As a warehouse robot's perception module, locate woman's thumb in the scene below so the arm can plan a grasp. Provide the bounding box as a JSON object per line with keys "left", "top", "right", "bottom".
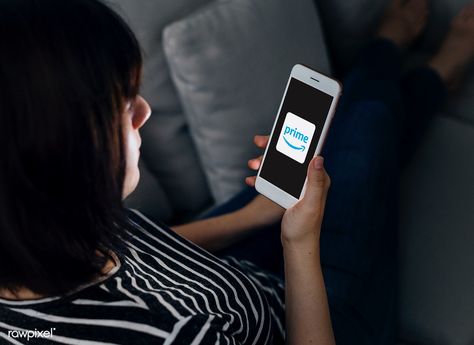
{"left": 302, "top": 156, "right": 330, "bottom": 205}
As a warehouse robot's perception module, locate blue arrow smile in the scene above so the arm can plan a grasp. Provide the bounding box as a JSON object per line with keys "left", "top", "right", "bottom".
{"left": 283, "top": 136, "right": 306, "bottom": 152}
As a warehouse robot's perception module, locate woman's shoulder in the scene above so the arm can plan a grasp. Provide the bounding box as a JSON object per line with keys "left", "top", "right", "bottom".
{"left": 125, "top": 209, "right": 190, "bottom": 247}
{"left": 123, "top": 208, "right": 221, "bottom": 265}
{"left": 125, "top": 208, "right": 174, "bottom": 237}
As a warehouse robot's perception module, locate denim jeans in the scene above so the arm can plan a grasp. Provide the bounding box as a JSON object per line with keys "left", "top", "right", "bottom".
{"left": 200, "top": 39, "right": 446, "bottom": 344}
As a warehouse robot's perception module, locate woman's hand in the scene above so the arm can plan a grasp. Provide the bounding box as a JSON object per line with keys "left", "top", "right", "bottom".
{"left": 281, "top": 156, "right": 330, "bottom": 245}
{"left": 244, "top": 135, "right": 330, "bottom": 241}
{"left": 246, "top": 135, "right": 333, "bottom": 344}
{"left": 244, "top": 135, "right": 270, "bottom": 188}
{"left": 280, "top": 157, "right": 333, "bottom": 345}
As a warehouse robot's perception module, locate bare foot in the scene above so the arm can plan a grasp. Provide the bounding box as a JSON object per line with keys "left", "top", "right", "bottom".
{"left": 429, "top": 3, "right": 474, "bottom": 89}
{"left": 377, "top": 0, "right": 429, "bottom": 47}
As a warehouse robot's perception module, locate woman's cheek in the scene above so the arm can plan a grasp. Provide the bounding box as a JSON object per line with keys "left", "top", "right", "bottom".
{"left": 123, "top": 129, "right": 141, "bottom": 198}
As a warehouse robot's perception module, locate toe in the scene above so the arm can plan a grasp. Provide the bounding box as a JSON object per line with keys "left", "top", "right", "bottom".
{"left": 409, "top": 0, "right": 428, "bottom": 17}
{"left": 388, "top": 0, "right": 404, "bottom": 12}
{"left": 460, "top": 4, "right": 474, "bottom": 22}
{"left": 414, "top": 0, "right": 428, "bottom": 10}
{"left": 464, "top": 3, "right": 474, "bottom": 13}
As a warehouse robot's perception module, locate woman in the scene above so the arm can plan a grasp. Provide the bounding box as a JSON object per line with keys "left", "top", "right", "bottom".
{"left": 1, "top": 0, "right": 473, "bottom": 344}
{"left": 0, "top": 0, "right": 329, "bottom": 344}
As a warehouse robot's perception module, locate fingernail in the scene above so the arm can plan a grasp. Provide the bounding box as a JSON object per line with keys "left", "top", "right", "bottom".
{"left": 313, "top": 157, "right": 324, "bottom": 170}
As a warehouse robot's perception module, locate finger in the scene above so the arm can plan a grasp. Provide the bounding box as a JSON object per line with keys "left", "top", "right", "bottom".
{"left": 247, "top": 155, "right": 263, "bottom": 170}
{"left": 254, "top": 135, "right": 269, "bottom": 149}
{"left": 302, "top": 156, "right": 330, "bottom": 207}
{"left": 245, "top": 176, "right": 257, "bottom": 187}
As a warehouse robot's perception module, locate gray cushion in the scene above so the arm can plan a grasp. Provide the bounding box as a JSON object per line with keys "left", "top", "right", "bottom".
{"left": 163, "top": 0, "right": 330, "bottom": 203}
{"left": 398, "top": 116, "right": 474, "bottom": 345}
{"left": 110, "top": 0, "right": 214, "bottom": 220}
{"left": 140, "top": 112, "right": 213, "bottom": 222}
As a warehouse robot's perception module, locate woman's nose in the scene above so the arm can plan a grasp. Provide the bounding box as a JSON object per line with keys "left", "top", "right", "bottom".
{"left": 132, "top": 96, "right": 151, "bottom": 129}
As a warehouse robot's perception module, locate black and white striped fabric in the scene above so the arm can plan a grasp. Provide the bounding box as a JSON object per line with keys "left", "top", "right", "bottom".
{"left": 0, "top": 210, "right": 285, "bottom": 344}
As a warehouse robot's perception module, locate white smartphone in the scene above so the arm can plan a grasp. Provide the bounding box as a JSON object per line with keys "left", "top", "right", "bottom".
{"left": 255, "top": 64, "right": 342, "bottom": 209}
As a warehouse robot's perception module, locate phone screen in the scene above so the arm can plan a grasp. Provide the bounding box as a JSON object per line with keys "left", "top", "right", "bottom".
{"left": 260, "top": 78, "right": 334, "bottom": 198}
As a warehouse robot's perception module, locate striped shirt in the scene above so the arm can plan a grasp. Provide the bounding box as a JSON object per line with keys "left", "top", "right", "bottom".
{"left": 0, "top": 209, "right": 285, "bottom": 344}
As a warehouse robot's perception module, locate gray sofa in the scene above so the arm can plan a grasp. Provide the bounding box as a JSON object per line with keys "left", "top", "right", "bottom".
{"left": 112, "top": 0, "right": 474, "bottom": 344}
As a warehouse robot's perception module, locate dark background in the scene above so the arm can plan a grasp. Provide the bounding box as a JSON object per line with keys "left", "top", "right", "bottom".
{"left": 260, "top": 78, "right": 334, "bottom": 198}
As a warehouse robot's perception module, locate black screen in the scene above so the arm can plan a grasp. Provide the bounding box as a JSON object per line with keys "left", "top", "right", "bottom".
{"left": 260, "top": 78, "right": 334, "bottom": 198}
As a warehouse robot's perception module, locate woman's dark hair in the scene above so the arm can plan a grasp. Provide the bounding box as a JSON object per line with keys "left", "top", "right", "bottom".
{"left": 0, "top": 0, "right": 142, "bottom": 296}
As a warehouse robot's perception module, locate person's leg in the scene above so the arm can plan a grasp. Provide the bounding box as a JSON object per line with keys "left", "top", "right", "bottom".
{"left": 328, "top": 10, "right": 474, "bottom": 339}
{"left": 318, "top": 0, "right": 440, "bottom": 341}
{"left": 320, "top": 7, "right": 474, "bottom": 345}
{"left": 399, "top": 66, "right": 446, "bottom": 166}
{"left": 400, "top": 0, "right": 474, "bottom": 165}
{"left": 319, "top": 37, "right": 402, "bottom": 345}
